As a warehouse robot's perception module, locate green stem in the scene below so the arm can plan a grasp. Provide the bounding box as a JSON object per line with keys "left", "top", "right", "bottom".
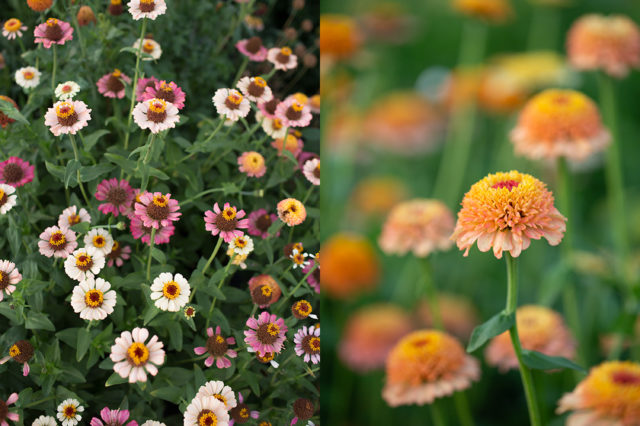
{"left": 301, "top": 185, "right": 314, "bottom": 204}
{"left": 506, "top": 254, "right": 542, "bottom": 426}
{"left": 146, "top": 227, "right": 156, "bottom": 281}
{"left": 123, "top": 17, "right": 148, "bottom": 154}
{"left": 275, "top": 264, "right": 317, "bottom": 313}
{"left": 232, "top": 57, "right": 249, "bottom": 86}
{"left": 180, "top": 188, "right": 224, "bottom": 207}
{"left": 421, "top": 258, "right": 443, "bottom": 330}
{"left": 51, "top": 45, "right": 57, "bottom": 101}
{"left": 202, "top": 237, "right": 224, "bottom": 276}
{"left": 263, "top": 67, "right": 278, "bottom": 81}
{"left": 205, "top": 260, "right": 233, "bottom": 328}
{"left": 202, "top": 119, "right": 226, "bottom": 147}
{"left": 68, "top": 134, "right": 91, "bottom": 206}
{"left": 139, "top": 133, "right": 157, "bottom": 193}
{"left": 454, "top": 392, "right": 475, "bottom": 426}
{"left": 430, "top": 400, "right": 446, "bottom": 426}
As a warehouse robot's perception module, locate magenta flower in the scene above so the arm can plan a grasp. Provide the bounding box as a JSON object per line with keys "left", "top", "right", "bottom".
{"left": 38, "top": 225, "right": 78, "bottom": 258}
{"left": 106, "top": 241, "right": 131, "bottom": 267}
{"left": 247, "top": 209, "right": 279, "bottom": 239}
{"left": 96, "top": 69, "right": 131, "bottom": 99}
{"left": 302, "top": 259, "right": 320, "bottom": 294}
{"left": 294, "top": 325, "right": 320, "bottom": 364}
{"left": 90, "top": 407, "right": 137, "bottom": 426}
{"left": 276, "top": 97, "right": 312, "bottom": 128}
{"left": 136, "top": 76, "right": 159, "bottom": 101}
{"left": 0, "top": 157, "right": 34, "bottom": 187}
{"left": 235, "top": 36, "right": 268, "bottom": 61}
{"left": 95, "top": 178, "right": 135, "bottom": 217}
{"left": 0, "top": 393, "right": 19, "bottom": 425}
{"left": 204, "top": 202, "right": 249, "bottom": 243}
{"left": 134, "top": 192, "right": 181, "bottom": 229}
{"left": 34, "top": 18, "right": 73, "bottom": 48}
{"left": 130, "top": 215, "right": 175, "bottom": 245}
{"left": 142, "top": 80, "right": 186, "bottom": 110}
{"left": 244, "top": 311, "right": 288, "bottom": 356}
{"left": 194, "top": 326, "right": 238, "bottom": 369}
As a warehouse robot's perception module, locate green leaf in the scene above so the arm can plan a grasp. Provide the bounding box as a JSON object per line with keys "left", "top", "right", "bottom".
{"left": 71, "top": 222, "right": 91, "bottom": 234}
{"left": 207, "top": 273, "right": 227, "bottom": 301}
{"left": 147, "top": 166, "right": 169, "bottom": 180}
{"left": 105, "top": 153, "right": 137, "bottom": 174}
{"left": 143, "top": 306, "right": 159, "bottom": 325}
{"left": 105, "top": 372, "right": 128, "bottom": 387}
{"left": 26, "top": 312, "right": 55, "bottom": 331}
{"left": 151, "top": 386, "right": 183, "bottom": 403}
{"left": 151, "top": 247, "right": 166, "bottom": 263}
{"left": 0, "top": 98, "right": 29, "bottom": 125}
{"left": 81, "top": 129, "right": 110, "bottom": 151}
{"left": 7, "top": 226, "right": 20, "bottom": 257}
{"left": 167, "top": 321, "right": 183, "bottom": 351}
{"left": 45, "top": 161, "right": 66, "bottom": 181}
{"left": 76, "top": 328, "right": 92, "bottom": 361}
{"left": 79, "top": 163, "right": 115, "bottom": 182}
{"left": 467, "top": 310, "right": 515, "bottom": 353}
{"left": 521, "top": 350, "right": 586, "bottom": 372}
{"left": 64, "top": 160, "right": 81, "bottom": 188}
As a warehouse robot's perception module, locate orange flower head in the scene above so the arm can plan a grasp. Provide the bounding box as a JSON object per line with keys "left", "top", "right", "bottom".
{"left": 452, "top": 0, "right": 512, "bottom": 23}
{"left": 379, "top": 199, "right": 454, "bottom": 257}
{"left": 77, "top": 5, "right": 96, "bottom": 26}
{"left": 27, "top": 0, "right": 53, "bottom": 11}
{"left": 383, "top": 330, "right": 480, "bottom": 406}
{"left": 416, "top": 293, "right": 479, "bottom": 340}
{"left": 321, "top": 233, "right": 380, "bottom": 299}
{"left": 557, "top": 361, "right": 640, "bottom": 424}
{"left": 349, "top": 176, "right": 409, "bottom": 219}
{"left": 277, "top": 198, "right": 306, "bottom": 226}
{"left": 319, "top": 14, "right": 362, "bottom": 61}
{"left": 442, "top": 66, "right": 483, "bottom": 112}
{"left": 452, "top": 171, "right": 566, "bottom": 259}
{"left": 510, "top": 89, "right": 610, "bottom": 162}
{"left": 486, "top": 305, "right": 576, "bottom": 372}
{"left": 567, "top": 14, "right": 640, "bottom": 78}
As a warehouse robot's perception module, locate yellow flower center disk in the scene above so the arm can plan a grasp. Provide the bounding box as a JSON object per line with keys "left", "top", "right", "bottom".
{"left": 4, "top": 19, "right": 21, "bottom": 32}
{"left": 111, "top": 0, "right": 122, "bottom": 4}
{"left": 127, "top": 342, "right": 150, "bottom": 365}
{"left": 261, "top": 286, "right": 272, "bottom": 297}
{"left": 581, "top": 361, "right": 640, "bottom": 420}
{"left": 63, "top": 405, "right": 77, "bottom": 419}
{"left": 267, "top": 323, "right": 280, "bottom": 336}
{"left": 68, "top": 214, "right": 80, "bottom": 225}
{"left": 309, "top": 336, "right": 320, "bottom": 352}
{"left": 253, "top": 77, "right": 267, "bottom": 88}
{"left": 239, "top": 408, "right": 249, "bottom": 419}
{"left": 162, "top": 280, "right": 181, "bottom": 300}
{"left": 50, "top": 231, "right": 67, "bottom": 246}
{"left": 140, "top": 0, "right": 155, "bottom": 4}
{"left": 272, "top": 118, "right": 283, "bottom": 130}
{"left": 148, "top": 99, "right": 167, "bottom": 114}
{"left": 295, "top": 301, "right": 311, "bottom": 315}
{"left": 112, "top": 69, "right": 122, "bottom": 78}
{"left": 84, "top": 289, "right": 104, "bottom": 307}
{"left": 0, "top": 189, "right": 4, "bottom": 200}
{"left": 153, "top": 194, "right": 168, "bottom": 207}
{"left": 216, "top": 335, "right": 225, "bottom": 344}
{"left": 222, "top": 207, "right": 237, "bottom": 221}
{"left": 235, "top": 237, "right": 247, "bottom": 248}
{"left": 214, "top": 394, "right": 227, "bottom": 405}
{"left": 530, "top": 90, "right": 589, "bottom": 116}
{"left": 93, "top": 235, "right": 106, "bottom": 248}
{"left": 226, "top": 93, "right": 243, "bottom": 106}
{"left": 291, "top": 101, "right": 304, "bottom": 113}
{"left": 56, "top": 103, "right": 76, "bottom": 119}
{"left": 293, "top": 254, "right": 305, "bottom": 265}
{"left": 111, "top": 241, "right": 120, "bottom": 252}
{"left": 9, "top": 344, "right": 20, "bottom": 357}
{"left": 197, "top": 411, "right": 217, "bottom": 426}
{"left": 280, "top": 47, "right": 292, "bottom": 56}
{"left": 76, "top": 253, "right": 92, "bottom": 267}
{"left": 46, "top": 18, "right": 58, "bottom": 27}
{"left": 143, "top": 41, "right": 155, "bottom": 53}
{"left": 160, "top": 82, "right": 173, "bottom": 92}
{"left": 293, "top": 243, "right": 303, "bottom": 252}
{"left": 23, "top": 71, "right": 34, "bottom": 80}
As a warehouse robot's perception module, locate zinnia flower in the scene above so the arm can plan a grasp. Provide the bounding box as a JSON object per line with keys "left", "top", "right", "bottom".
{"left": 134, "top": 191, "right": 181, "bottom": 229}
{"left": 183, "top": 396, "right": 230, "bottom": 426}
{"left": 451, "top": 171, "right": 566, "bottom": 259}
{"left": 261, "top": 116, "right": 287, "bottom": 139}
{"left": 257, "top": 97, "right": 280, "bottom": 120}
{"left": 97, "top": 69, "right": 131, "bottom": 99}
{"left": 195, "top": 380, "right": 237, "bottom": 410}
{"left": 382, "top": 330, "right": 481, "bottom": 406}
{"left": 272, "top": 134, "right": 303, "bottom": 158}
{"left": 128, "top": 0, "right": 167, "bottom": 20}
{"left": 204, "top": 202, "right": 249, "bottom": 243}
{"left": 486, "top": 305, "right": 576, "bottom": 372}
{"left": 34, "top": 18, "right": 73, "bottom": 48}
{"left": 33, "top": 415, "right": 58, "bottom": 426}
{"left": 130, "top": 216, "right": 175, "bottom": 245}
{"left": 379, "top": 199, "right": 454, "bottom": 257}
{"left": 267, "top": 46, "right": 298, "bottom": 70}
{"left": 228, "top": 393, "right": 259, "bottom": 425}
{"left": 84, "top": 228, "right": 114, "bottom": 256}
{"left": 2, "top": 19, "right": 27, "bottom": 40}
{"left": 90, "top": 407, "right": 137, "bottom": 426}
{"left": 14, "top": 66, "right": 41, "bottom": 89}
{"left": 0, "top": 260, "right": 21, "bottom": 302}
{"left": 150, "top": 272, "right": 190, "bottom": 312}
{"left": 291, "top": 299, "right": 318, "bottom": 320}
{"left": 106, "top": 241, "right": 132, "bottom": 267}
{"left": 136, "top": 76, "right": 159, "bottom": 101}
{"left": 44, "top": 100, "right": 92, "bottom": 136}
{"left": 236, "top": 36, "right": 268, "bottom": 61}
{"left": 58, "top": 205, "right": 91, "bottom": 230}
{"left": 38, "top": 226, "right": 78, "bottom": 258}
{"left": 108, "top": 0, "right": 124, "bottom": 15}
{"left": 70, "top": 277, "right": 117, "bottom": 321}
{"left": 247, "top": 209, "right": 279, "bottom": 239}
{"left": 244, "top": 311, "right": 288, "bottom": 356}
{"left": 57, "top": 399, "right": 84, "bottom": 426}
{"left": 212, "top": 88, "right": 251, "bottom": 122}
{"left": 294, "top": 326, "right": 320, "bottom": 364}
{"left": 510, "top": 89, "right": 611, "bottom": 163}
{"left": 0, "top": 96, "right": 18, "bottom": 129}
{"left": 95, "top": 178, "right": 135, "bottom": 217}
{"left": 277, "top": 198, "right": 306, "bottom": 226}
{"left": 319, "top": 14, "right": 362, "bottom": 62}
{"left": 302, "top": 158, "right": 320, "bottom": 186}
{"left": 291, "top": 398, "right": 315, "bottom": 425}
{"left": 110, "top": 327, "right": 165, "bottom": 383}
{"left": 237, "top": 151, "right": 266, "bottom": 178}
{"left": 133, "top": 37, "right": 162, "bottom": 61}
{"left": 0, "top": 340, "right": 34, "bottom": 376}
{"left": 275, "top": 98, "right": 312, "bottom": 128}
{"left": 142, "top": 80, "right": 185, "bottom": 110}
{"left": 567, "top": 14, "right": 640, "bottom": 78}
{"left": 0, "top": 157, "right": 34, "bottom": 187}
{"left": 237, "top": 76, "right": 272, "bottom": 103}
{"left": 556, "top": 360, "right": 640, "bottom": 425}
{"left": 248, "top": 274, "right": 282, "bottom": 307}
{"left": 0, "top": 393, "right": 18, "bottom": 425}
{"left": 452, "top": 0, "right": 512, "bottom": 23}
{"left": 64, "top": 247, "right": 105, "bottom": 281}
{"left": 194, "top": 326, "right": 238, "bottom": 369}
{"left": 27, "top": 0, "right": 53, "bottom": 11}
{"left": 55, "top": 81, "right": 81, "bottom": 100}
{"left": 133, "top": 98, "right": 180, "bottom": 133}
{"left": 229, "top": 235, "right": 254, "bottom": 256}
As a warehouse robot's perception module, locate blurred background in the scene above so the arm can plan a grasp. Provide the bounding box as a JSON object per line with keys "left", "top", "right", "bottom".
{"left": 320, "top": 0, "right": 640, "bottom": 424}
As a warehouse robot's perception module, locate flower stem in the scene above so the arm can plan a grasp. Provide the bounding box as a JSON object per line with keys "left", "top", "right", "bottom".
{"left": 454, "top": 391, "right": 475, "bottom": 426}
{"left": 505, "top": 254, "right": 542, "bottom": 426}
{"left": 146, "top": 227, "right": 156, "bottom": 281}
{"left": 232, "top": 56, "right": 249, "bottom": 86}
{"left": 202, "top": 237, "right": 224, "bottom": 276}
{"left": 68, "top": 133, "right": 91, "bottom": 206}
{"left": 179, "top": 188, "right": 224, "bottom": 207}
{"left": 51, "top": 45, "right": 57, "bottom": 101}
{"left": 430, "top": 400, "right": 446, "bottom": 426}
{"left": 123, "top": 17, "right": 148, "bottom": 154}
{"left": 202, "top": 119, "right": 226, "bottom": 147}
{"left": 275, "top": 264, "right": 317, "bottom": 313}
{"left": 420, "top": 258, "right": 444, "bottom": 330}
{"left": 139, "top": 133, "right": 157, "bottom": 193}
{"left": 205, "top": 259, "right": 233, "bottom": 329}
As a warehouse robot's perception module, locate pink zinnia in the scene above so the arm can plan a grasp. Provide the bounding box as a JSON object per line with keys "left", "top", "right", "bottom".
{"left": 90, "top": 407, "right": 137, "bottom": 426}
{"left": 106, "top": 241, "right": 131, "bottom": 267}
{"left": 294, "top": 325, "right": 320, "bottom": 364}
{"left": 0, "top": 157, "right": 34, "bottom": 187}
{"left": 204, "top": 202, "right": 249, "bottom": 243}
{"left": 38, "top": 226, "right": 78, "bottom": 258}
{"left": 34, "top": 18, "right": 73, "bottom": 48}
{"left": 136, "top": 76, "right": 159, "bottom": 101}
{"left": 96, "top": 69, "right": 131, "bottom": 99}
{"left": 95, "top": 178, "right": 135, "bottom": 217}
{"left": 130, "top": 216, "right": 175, "bottom": 245}
{"left": 194, "top": 326, "right": 238, "bottom": 369}
{"left": 0, "top": 393, "right": 19, "bottom": 425}
{"left": 247, "top": 209, "right": 279, "bottom": 239}
{"left": 257, "top": 97, "right": 280, "bottom": 120}
{"left": 0, "top": 260, "right": 21, "bottom": 302}
{"left": 134, "top": 192, "right": 181, "bottom": 229}
{"left": 235, "top": 36, "right": 268, "bottom": 61}
{"left": 142, "top": 80, "right": 186, "bottom": 110}
{"left": 275, "top": 98, "right": 312, "bottom": 128}
{"left": 110, "top": 327, "right": 165, "bottom": 383}
{"left": 244, "top": 311, "right": 288, "bottom": 356}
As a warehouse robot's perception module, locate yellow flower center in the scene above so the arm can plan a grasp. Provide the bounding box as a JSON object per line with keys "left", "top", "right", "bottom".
{"left": 272, "top": 118, "right": 283, "bottom": 130}
{"left": 153, "top": 194, "right": 168, "bottom": 207}
{"left": 280, "top": 47, "right": 292, "bottom": 56}
{"left": 226, "top": 92, "right": 244, "bottom": 105}
{"left": 198, "top": 412, "right": 218, "bottom": 426}
{"left": 267, "top": 323, "right": 280, "bottom": 336}
{"left": 127, "top": 342, "right": 150, "bottom": 365}
{"left": 530, "top": 89, "right": 590, "bottom": 117}
{"left": 0, "top": 189, "right": 4, "bottom": 200}
{"left": 162, "top": 280, "right": 181, "bottom": 300}
{"left": 222, "top": 207, "right": 237, "bottom": 220}
{"left": 261, "top": 286, "right": 272, "bottom": 297}
{"left": 62, "top": 404, "right": 77, "bottom": 419}
{"left": 293, "top": 243, "right": 304, "bottom": 252}
{"left": 23, "top": 71, "right": 34, "bottom": 80}
{"left": 309, "top": 337, "right": 320, "bottom": 352}
{"left": 93, "top": 235, "right": 106, "bottom": 248}
{"left": 9, "top": 344, "right": 20, "bottom": 357}
{"left": 75, "top": 253, "right": 92, "bottom": 267}
{"left": 160, "top": 82, "right": 173, "bottom": 92}
{"left": 234, "top": 237, "right": 247, "bottom": 248}
{"left": 253, "top": 77, "right": 267, "bottom": 88}
{"left": 214, "top": 394, "right": 227, "bottom": 405}
{"left": 56, "top": 102, "right": 76, "bottom": 118}
{"left": 216, "top": 335, "right": 224, "bottom": 344}
{"left": 140, "top": 0, "right": 155, "bottom": 4}
{"left": 293, "top": 254, "right": 305, "bottom": 265}
{"left": 111, "top": 241, "right": 120, "bottom": 252}
{"left": 4, "top": 19, "right": 22, "bottom": 32}
{"left": 580, "top": 361, "right": 640, "bottom": 420}
{"left": 149, "top": 99, "right": 167, "bottom": 113}
{"left": 84, "top": 289, "right": 104, "bottom": 307}
{"left": 68, "top": 214, "right": 80, "bottom": 225}
{"left": 143, "top": 41, "right": 155, "bottom": 53}
{"left": 239, "top": 408, "right": 249, "bottom": 419}
{"left": 111, "top": 0, "right": 122, "bottom": 4}
{"left": 291, "top": 101, "right": 304, "bottom": 112}
{"left": 46, "top": 18, "right": 58, "bottom": 27}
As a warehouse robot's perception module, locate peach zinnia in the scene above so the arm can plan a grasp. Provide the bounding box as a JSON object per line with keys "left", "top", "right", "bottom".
{"left": 452, "top": 0, "right": 512, "bottom": 23}
{"left": 379, "top": 199, "right": 454, "bottom": 257}
{"left": 510, "top": 89, "right": 611, "bottom": 162}
{"left": 486, "top": 305, "right": 576, "bottom": 372}
{"left": 452, "top": 171, "right": 566, "bottom": 259}
{"left": 556, "top": 360, "right": 640, "bottom": 425}
{"left": 319, "top": 15, "right": 362, "bottom": 62}
{"left": 382, "top": 330, "right": 480, "bottom": 406}
{"left": 567, "top": 14, "right": 640, "bottom": 78}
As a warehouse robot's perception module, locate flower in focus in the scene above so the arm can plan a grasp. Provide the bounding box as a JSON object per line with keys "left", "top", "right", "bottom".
{"left": 212, "top": 88, "right": 251, "bottom": 122}
{"left": 0, "top": 184, "right": 17, "bottom": 215}
{"left": 195, "top": 380, "right": 237, "bottom": 410}
{"left": 2, "top": 19, "right": 27, "bottom": 40}
{"left": 556, "top": 360, "right": 640, "bottom": 424}
{"left": 150, "top": 272, "right": 190, "bottom": 312}
{"left": 110, "top": 327, "right": 165, "bottom": 383}
{"left": 34, "top": 18, "right": 74, "bottom": 48}
{"left": 130, "top": 216, "right": 175, "bottom": 245}
{"left": 136, "top": 76, "right": 159, "bottom": 101}
{"left": 71, "top": 277, "right": 117, "bottom": 321}
{"left": 379, "top": 199, "right": 454, "bottom": 257}
{"left": 290, "top": 249, "right": 310, "bottom": 269}
{"left": 510, "top": 89, "right": 611, "bottom": 162}
{"left": 267, "top": 46, "right": 298, "bottom": 71}
{"left": 64, "top": 247, "right": 105, "bottom": 282}
{"left": 291, "top": 299, "right": 318, "bottom": 320}
{"left": 0, "top": 259, "right": 21, "bottom": 302}
{"left": 416, "top": 293, "right": 479, "bottom": 341}
{"left": 277, "top": 198, "right": 306, "bottom": 226}
{"left": 55, "top": 81, "right": 81, "bottom": 100}
{"left": 128, "top": 0, "right": 167, "bottom": 20}
{"left": 294, "top": 325, "right": 320, "bottom": 364}
{"left": 382, "top": 330, "right": 481, "bottom": 406}
{"left": 97, "top": 69, "right": 131, "bottom": 99}
{"left": 451, "top": 171, "right": 566, "bottom": 258}
{"left": 247, "top": 209, "right": 279, "bottom": 239}
{"left": 204, "top": 202, "right": 249, "bottom": 242}
{"left": 338, "top": 304, "right": 412, "bottom": 372}
{"left": 15, "top": 66, "right": 41, "bottom": 90}
{"left": 95, "top": 178, "right": 136, "bottom": 217}
{"left": 228, "top": 393, "right": 259, "bottom": 424}
{"left": 194, "top": 326, "right": 238, "bottom": 369}
{"left": 271, "top": 134, "right": 303, "bottom": 158}
{"left": 567, "top": 14, "right": 640, "bottom": 78}
{"left": 486, "top": 305, "right": 576, "bottom": 372}
{"left": 57, "top": 399, "right": 84, "bottom": 426}
{"left": 183, "top": 396, "right": 230, "bottom": 426}
{"left": 0, "top": 157, "right": 34, "bottom": 187}
{"left": 33, "top": 415, "right": 58, "bottom": 426}
{"left": 452, "top": 0, "right": 512, "bottom": 23}
{"left": 237, "top": 76, "right": 272, "bottom": 103}
{"left": 107, "top": 241, "right": 131, "bottom": 267}
{"left": 44, "top": 100, "right": 92, "bottom": 136}
{"left": 237, "top": 151, "right": 266, "bottom": 178}
{"left": 84, "top": 228, "right": 114, "bottom": 256}
{"left": 142, "top": 80, "right": 185, "bottom": 110}
{"left": 248, "top": 275, "right": 282, "bottom": 308}
{"left": 58, "top": 205, "right": 91, "bottom": 230}
{"left": 291, "top": 398, "right": 315, "bottom": 425}
{"left": 319, "top": 15, "right": 362, "bottom": 63}
{"left": 229, "top": 235, "right": 254, "bottom": 256}
{"left": 133, "top": 98, "right": 180, "bottom": 133}
{"left": 90, "top": 407, "right": 136, "bottom": 426}
{"left": 236, "top": 36, "right": 268, "bottom": 61}
{"left": 321, "top": 233, "right": 379, "bottom": 299}
{"left": 302, "top": 158, "right": 320, "bottom": 186}
{"left": 275, "top": 98, "right": 312, "bottom": 128}
{"left": 0, "top": 96, "right": 18, "bottom": 128}
{"left": 258, "top": 97, "right": 280, "bottom": 120}
{"left": 244, "top": 311, "right": 288, "bottom": 356}
{"left": 0, "top": 340, "right": 34, "bottom": 376}
{"left": 133, "top": 37, "right": 162, "bottom": 61}
{"left": 134, "top": 191, "right": 181, "bottom": 229}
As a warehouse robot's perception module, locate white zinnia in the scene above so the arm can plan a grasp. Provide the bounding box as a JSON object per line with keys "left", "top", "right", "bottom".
{"left": 56, "top": 398, "right": 84, "bottom": 426}
{"left": 55, "top": 81, "right": 81, "bottom": 100}
{"left": 183, "top": 396, "right": 230, "bottom": 426}
{"left": 150, "top": 272, "right": 190, "bottom": 312}
{"left": 70, "top": 277, "right": 117, "bottom": 321}
{"left": 64, "top": 246, "right": 105, "bottom": 281}
{"left": 15, "top": 66, "right": 41, "bottom": 89}
{"left": 212, "top": 88, "right": 251, "bottom": 122}
{"left": 83, "top": 228, "right": 114, "bottom": 256}
{"left": 195, "top": 380, "right": 238, "bottom": 410}
{"left": 0, "top": 183, "right": 17, "bottom": 214}
{"left": 134, "top": 37, "right": 162, "bottom": 60}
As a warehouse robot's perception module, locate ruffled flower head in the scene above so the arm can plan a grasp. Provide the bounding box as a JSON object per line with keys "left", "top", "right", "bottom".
{"left": 34, "top": 18, "right": 73, "bottom": 48}
{"left": 275, "top": 98, "right": 312, "bottom": 128}
{"left": 267, "top": 46, "right": 298, "bottom": 70}
{"left": 110, "top": 327, "right": 165, "bottom": 383}
{"left": 247, "top": 209, "right": 279, "bottom": 239}
{"left": 0, "top": 339, "right": 33, "bottom": 376}
{"left": 134, "top": 192, "right": 181, "bottom": 229}
{"left": 236, "top": 36, "right": 268, "bottom": 61}
{"left": 38, "top": 226, "right": 77, "bottom": 258}
{"left": 0, "top": 157, "right": 34, "bottom": 187}
{"left": 194, "top": 326, "right": 238, "bottom": 369}
{"left": 143, "top": 80, "right": 185, "bottom": 109}
{"left": 97, "top": 69, "right": 131, "bottom": 99}
{"left": 2, "top": 18, "right": 27, "bottom": 40}
{"left": 133, "top": 98, "right": 180, "bottom": 133}
{"left": 237, "top": 151, "right": 266, "bottom": 178}
{"left": 128, "top": 0, "right": 167, "bottom": 20}
{"left": 277, "top": 198, "right": 307, "bottom": 226}
{"left": 244, "top": 311, "right": 288, "bottom": 356}
{"left": 204, "top": 202, "right": 249, "bottom": 243}
{"left": 44, "top": 100, "right": 92, "bottom": 136}
{"left": 95, "top": 178, "right": 136, "bottom": 217}
{"left": 212, "top": 88, "right": 251, "bottom": 122}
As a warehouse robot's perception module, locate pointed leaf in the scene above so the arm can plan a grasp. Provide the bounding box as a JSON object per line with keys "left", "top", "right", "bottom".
{"left": 467, "top": 310, "right": 515, "bottom": 353}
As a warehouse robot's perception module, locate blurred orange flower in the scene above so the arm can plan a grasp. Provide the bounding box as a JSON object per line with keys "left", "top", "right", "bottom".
{"left": 349, "top": 176, "right": 409, "bottom": 219}
{"left": 415, "top": 293, "right": 479, "bottom": 341}
{"left": 452, "top": 0, "right": 512, "bottom": 23}
{"left": 320, "top": 14, "right": 363, "bottom": 62}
